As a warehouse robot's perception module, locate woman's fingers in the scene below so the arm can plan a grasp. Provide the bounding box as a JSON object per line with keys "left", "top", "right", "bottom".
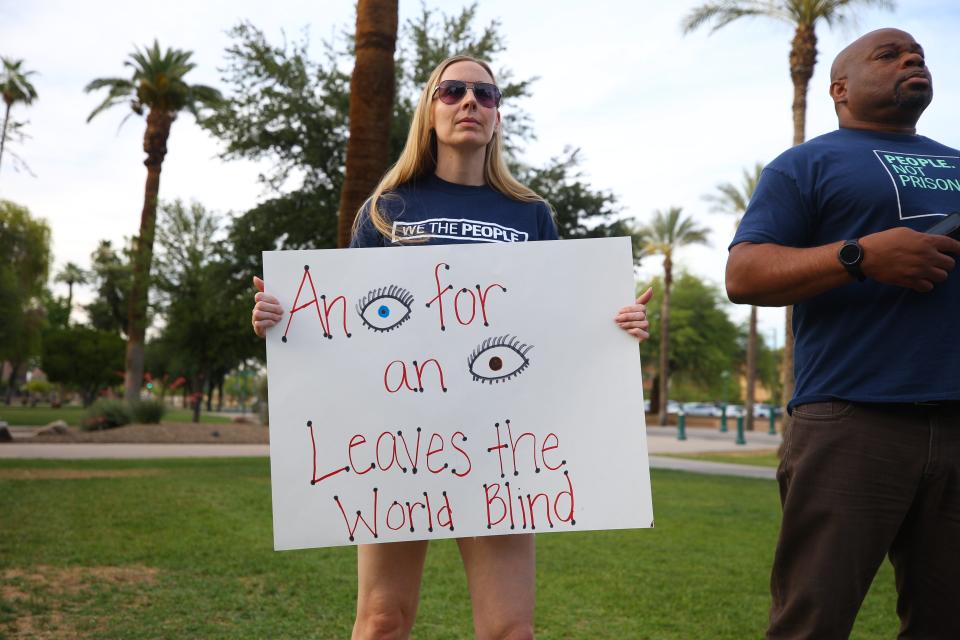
{"left": 615, "top": 310, "right": 646, "bottom": 322}
{"left": 614, "top": 297, "right": 651, "bottom": 343}
{"left": 251, "top": 276, "right": 282, "bottom": 338}
{"left": 254, "top": 298, "right": 283, "bottom": 314}
{"left": 636, "top": 286, "right": 653, "bottom": 305}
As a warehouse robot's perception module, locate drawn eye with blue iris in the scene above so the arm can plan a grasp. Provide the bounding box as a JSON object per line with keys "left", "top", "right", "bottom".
{"left": 467, "top": 335, "right": 533, "bottom": 384}
{"left": 357, "top": 285, "right": 415, "bottom": 332}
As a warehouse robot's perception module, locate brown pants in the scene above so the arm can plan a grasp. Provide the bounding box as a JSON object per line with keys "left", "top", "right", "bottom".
{"left": 768, "top": 401, "right": 960, "bottom": 640}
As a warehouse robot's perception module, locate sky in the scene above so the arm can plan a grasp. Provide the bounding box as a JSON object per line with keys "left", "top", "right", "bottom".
{"left": 2, "top": 0, "right": 959, "bottom": 346}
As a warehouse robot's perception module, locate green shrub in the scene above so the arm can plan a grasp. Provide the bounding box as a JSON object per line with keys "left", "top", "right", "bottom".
{"left": 81, "top": 399, "right": 132, "bottom": 431}
{"left": 131, "top": 399, "right": 166, "bottom": 424}
{"left": 23, "top": 379, "right": 53, "bottom": 395}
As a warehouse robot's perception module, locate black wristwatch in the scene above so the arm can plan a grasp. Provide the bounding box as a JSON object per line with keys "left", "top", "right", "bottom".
{"left": 838, "top": 239, "right": 866, "bottom": 282}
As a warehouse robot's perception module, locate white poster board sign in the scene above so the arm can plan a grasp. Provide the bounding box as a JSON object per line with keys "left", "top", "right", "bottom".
{"left": 264, "top": 237, "right": 652, "bottom": 550}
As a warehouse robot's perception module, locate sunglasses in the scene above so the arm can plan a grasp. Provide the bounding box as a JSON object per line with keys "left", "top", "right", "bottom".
{"left": 433, "top": 80, "right": 502, "bottom": 109}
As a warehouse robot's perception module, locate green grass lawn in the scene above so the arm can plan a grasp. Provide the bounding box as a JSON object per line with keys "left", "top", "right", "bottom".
{"left": 0, "top": 460, "right": 897, "bottom": 639}
{"left": 663, "top": 449, "right": 781, "bottom": 468}
{"left": 0, "top": 405, "right": 230, "bottom": 427}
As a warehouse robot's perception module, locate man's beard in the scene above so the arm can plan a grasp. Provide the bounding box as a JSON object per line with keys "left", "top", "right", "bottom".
{"left": 894, "top": 83, "right": 933, "bottom": 111}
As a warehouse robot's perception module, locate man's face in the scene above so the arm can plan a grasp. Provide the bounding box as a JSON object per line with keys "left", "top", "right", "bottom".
{"left": 834, "top": 29, "right": 933, "bottom": 123}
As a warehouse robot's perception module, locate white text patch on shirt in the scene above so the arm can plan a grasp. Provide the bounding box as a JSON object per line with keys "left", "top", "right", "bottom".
{"left": 392, "top": 217, "right": 528, "bottom": 243}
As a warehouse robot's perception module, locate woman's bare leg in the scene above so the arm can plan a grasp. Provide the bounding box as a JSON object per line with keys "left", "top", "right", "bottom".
{"left": 353, "top": 540, "right": 430, "bottom": 640}
{"left": 458, "top": 534, "right": 536, "bottom": 640}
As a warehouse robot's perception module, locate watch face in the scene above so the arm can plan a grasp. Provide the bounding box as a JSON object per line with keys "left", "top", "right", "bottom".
{"left": 840, "top": 241, "right": 862, "bottom": 265}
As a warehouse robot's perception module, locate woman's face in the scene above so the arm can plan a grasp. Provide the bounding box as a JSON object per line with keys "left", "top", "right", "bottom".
{"left": 430, "top": 61, "right": 501, "bottom": 153}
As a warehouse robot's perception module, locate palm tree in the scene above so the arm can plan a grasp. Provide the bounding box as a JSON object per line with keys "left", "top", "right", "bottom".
{"left": 336, "top": 0, "right": 399, "bottom": 248}
{"left": 638, "top": 207, "right": 711, "bottom": 426}
{"left": 706, "top": 163, "right": 764, "bottom": 430}
{"left": 0, "top": 57, "right": 39, "bottom": 176}
{"left": 682, "top": 0, "right": 894, "bottom": 415}
{"left": 54, "top": 262, "right": 89, "bottom": 325}
{"left": 86, "top": 41, "right": 222, "bottom": 403}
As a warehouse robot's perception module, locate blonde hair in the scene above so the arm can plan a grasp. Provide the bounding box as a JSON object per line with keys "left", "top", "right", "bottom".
{"left": 353, "top": 55, "right": 545, "bottom": 242}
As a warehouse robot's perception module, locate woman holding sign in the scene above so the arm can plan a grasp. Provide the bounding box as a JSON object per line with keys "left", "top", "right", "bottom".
{"left": 252, "top": 55, "right": 651, "bottom": 640}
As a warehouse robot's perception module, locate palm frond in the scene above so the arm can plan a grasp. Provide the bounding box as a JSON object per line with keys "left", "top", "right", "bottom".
{"left": 682, "top": 1, "right": 790, "bottom": 34}
{"left": 637, "top": 206, "right": 712, "bottom": 257}
{"left": 85, "top": 41, "right": 219, "bottom": 122}
{"left": 1, "top": 57, "right": 40, "bottom": 104}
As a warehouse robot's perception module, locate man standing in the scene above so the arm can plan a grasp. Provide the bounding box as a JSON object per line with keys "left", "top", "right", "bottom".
{"left": 727, "top": 28, "right": 960, "bottom": 639}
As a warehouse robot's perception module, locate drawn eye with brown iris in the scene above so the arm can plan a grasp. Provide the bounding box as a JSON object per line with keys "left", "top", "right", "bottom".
{"left": 467, "top": 335, "right": 533, "bottom": 384}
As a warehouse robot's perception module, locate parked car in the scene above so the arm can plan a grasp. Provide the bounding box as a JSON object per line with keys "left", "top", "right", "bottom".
{"left": 644, "top": 400, "right": 681, "bottom": 414}
{"left": 754, "top": 404, "right": 785, "bottom": 418}
{"left": 723, "top": 404, "right": 746, "bottom": 417}
{"left": 682, "top": 402, "right": 722, "bottom": 417}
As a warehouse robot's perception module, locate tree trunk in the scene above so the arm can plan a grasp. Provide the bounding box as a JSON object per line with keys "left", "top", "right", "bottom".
{"left": 216, "top": 377, "right": 224, "bottom": 412}
{"left": 4, "top": 360, "right": 21, "bottom": 405}
{"left": 648, "top": 373, "right": 659, "bottom": 415}
{"left": 65, "top": 282, "right": 74, "bottom": 325}
{"left": 123, "top": 108, "right": 174, "bottom": 403}
{"left": 779, "top": 23, "right": 816, "bottom": 438}
{"left": 789, "top": 23, "right": 816, "bottom": 147}
{"left": 0, "top": 100, "right": 10, "bottom": 176}
{"left": 205, "top": 375, "right": 214, "bottom": 412}
{"left": 745, "top": 305, "right": 758, "bottom": 431}
{"left": 657, "top": 255, "right": 673, "bottom": 426}
{"left": 780, "top": 308, "right": 795, "bottom": 441}
{"left": 192, "top": 373, "right": 205, "bottom": 424}
{"left": 335, "top": 0, "right": 399, "bottom": 248}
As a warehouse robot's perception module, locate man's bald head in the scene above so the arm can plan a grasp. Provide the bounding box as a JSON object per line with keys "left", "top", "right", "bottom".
{"left": 831, "top": 28, "right": 916, "bottom": 82}
{"left": 828, "top": 28, "right": 931, "bottom": 133}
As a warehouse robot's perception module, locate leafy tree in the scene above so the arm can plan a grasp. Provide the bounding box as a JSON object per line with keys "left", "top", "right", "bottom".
{"left": 0, "top": 200, "right": 51, "bottom": 402}
{"left": 337, "top": 0, "right": 399, "bottom": 248}
{"left": 636, "top": 207, "right": 711, "bottom": 425}
{"left": 640, "top": 272, "right": 742, "bottom": 403}
{"left": 54, "top": 262, "right": 89, "bottom": 325}
{"left": 520, "top": 148, "right": 639, "bottom": 260}
{"left": 682, "top": 0, "right": 895, "bottom": 418}
{"left": 39, "top": 290, "right": 70, "bottom": 331}
{"left": 152, "top": 200, "right": 257, "bottom": 421}
{"left": 85, "top": 240, "right": 133, "bottom": 336}
{"left": 41, "top": 326, "right": 124, "bottom": 406}
{"left": 85, "top": 41, "right": 223, "bottom": 403}
{"left": 0, "top": 57, "right": 38, "bottom": 177}
{"left": 706, "top": 162, "right": 764, "bottom": 428}
{"left": 206, "top": 5, "right": 627, "bottom": 287}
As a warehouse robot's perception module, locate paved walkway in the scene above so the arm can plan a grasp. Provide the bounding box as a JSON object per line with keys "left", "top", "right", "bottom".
{"left": 0, "top": 424, "right": 780, "bottom": 479}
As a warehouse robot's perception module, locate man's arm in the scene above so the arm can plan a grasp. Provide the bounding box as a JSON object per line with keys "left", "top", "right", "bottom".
{"left": 727, "top": 227, "right": 960, "bottom": 307}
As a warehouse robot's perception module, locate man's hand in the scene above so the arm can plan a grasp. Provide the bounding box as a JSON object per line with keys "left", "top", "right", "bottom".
{"left": 861, "top": 227, "right": 960, "bottom": 292}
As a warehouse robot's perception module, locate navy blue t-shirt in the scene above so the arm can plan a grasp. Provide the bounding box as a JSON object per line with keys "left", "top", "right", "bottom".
{"left": 349, "top": 174, "right": 558, "bottom": 248}
{"left": 731, "top": 127, "right": 960, "bottom": 409}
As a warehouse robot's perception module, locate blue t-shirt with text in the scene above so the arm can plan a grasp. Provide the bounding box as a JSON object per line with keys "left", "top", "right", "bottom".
{"left": 350, "top": 174, "right": 558, "bottom": 248}
{"left": 731, "top": 127, "right": 960, "bottom": 409}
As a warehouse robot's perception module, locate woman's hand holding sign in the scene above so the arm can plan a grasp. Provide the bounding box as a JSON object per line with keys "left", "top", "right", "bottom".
{"left": 614, "top": 286, "right": 653, "bottom": 342}
{"left": 252, "top": 276, "right": 284, "bottom": 338}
